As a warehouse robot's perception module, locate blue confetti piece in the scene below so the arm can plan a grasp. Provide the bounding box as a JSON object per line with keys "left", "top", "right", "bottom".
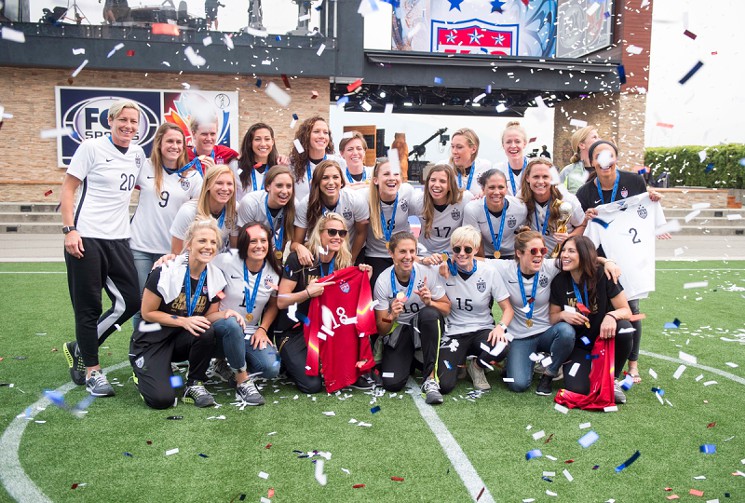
{"left": 542, "top": 476, "right": 553, "bottom": 482}
{"left": 380, "top": 0, "right": 400, "bottom": 6}
{"left": 705, "top": 162, "right": 714, "bottom": 173}
{"left": 434, "top": 76, "right": 443, "bottom": 85}
{"left": 739, "top": 158, "right": 745, "bottom": 167}
{"left": 198, "top": 453, "right": 209, "bottom": 458}
{"left": 292, "top": 113, "right": 298, "bottom": 120}
{"left": 604, "top": 10, "right": 610, "bottom": 18}
{"left": 679, "top": 60, "right": 704, "bottom": 85}
{"left": 617, "top": 64, "right": 626, "bottom": 85}
{"left": 370, "top": 406, "right": 381, "bottom": 414}
{"left": 256, "top": 79, "right": 262, "bottom": 88}
{"left": 526, "top": 449, "right": 542, "bottom": 460}
{"left": 700, "top": 444, "right": 716, "bottom": 454}
{"left": 620, "top": 376, "right": 633, "bottom": 391}
{"left": 275, "top": 35, "right": 282, "bottom": 41}
{"left": 486, "top": 85, "right": 492, "bottom": 94}
{"left": 663, "top": 322, "right": 679, "bottom": 329}
{"left": 578, "top": 430, "right": 599, "bottom": 448}
{"left": 297, "top": 312, "right": 311, "bottom": 327}
{"left": 444, "top": 360, "right": 452, "bottom": 370}
{"left": 124, "top": 452, "right": 133, "bottom": 457}
{"left": 170, "top": 375, "right": 183, "bottom": 388}
{"left": 44, "top": 390, "right": 67, "bottom": 408}
{"left": 651, "top": 387, "right": 664, "bottom": 396}
{"left": 586, "top": 354, "right": 599, "bottom": 360}
{"left": 580, "top": 336, "right": 591, "bottom": 346}
{"left": 615, "top": 450, "right": 640, "bottom": 472}
{"left": 591, "top": 217, "right": 609, "bottom": 228}
{"left": 73, "top": 395, "right": 96, "bottom": 412}
{"left": 336, "top": 96, "right": 349, "bottom": 107}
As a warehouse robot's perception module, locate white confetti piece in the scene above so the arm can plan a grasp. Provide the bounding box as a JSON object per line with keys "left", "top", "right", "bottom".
{"left": 534, "top": 96, "right": 546, "bottom": 108}
{"left": 684, "top": 210, "right": 700, "bottom": 223}
{"left": 315, "top": 459, "right": 327, "bottom": 485}
{"left": 698, "top": 149, "right": 707, "bottom": 162}
{"left": 342, "top": 468, "right": 351, "bottom": 474}
{"left": 71, "top": 59, "right": 89, "bottom": 78}
{"left": 726, "top": 214, "right": 743, "bottom": 220}
{"left": 261, "top": 498, "right": 271, "bottom": 503}
{"left": 648, "top": 368, "right": 658, "bottom": 379}
{"left": 695, "top": 374, "right": 704, "bottom": 382}
{"left": 679, "top": 351, "right": 697, "bottom": 364}
{"left": 107, "top": 43, "right": 125, "bottom": 58}
{"left": 579, "top": 422, "right": 591, "bottom": 429}
{"left": 554, "top": 404, "right": 568, "bottom": 414}
{"left": 358, "top": 422, "right": 372, "bottom": 427}
{"left": 258, "top": 471, "right": 269, "bottom": 479}
{"left": 674, "top": 247, "right": 685, "bottom": 256}
{"left": 692, "top": 202, "right": 711, "bottom": 210}
{"left": 387, "top": 147, "right": 401, "bottom": 174}
{"left": 244, "top": 26, "right": 269, "bottom": 37}
{"left": 656, "top": 219, "right": 682, "bottom": 234}
{"left": 165, "top": 448, "right": 179, "bottom": 456}
{"left": 349, "top": 418, "right": 358, "bottom": 424}
{"left": 293, "top": 138, "right": 305, "bottom": 154}
{"left": 317, "top": 43, "right": 326, "bottom": 56}
{"left": 361, "top": 101, "right": 372, "bottom": 112}
{"left": 541, "top": 356, "right": 552, "bottom": 368}
{"left": 568, "top": 362, "right": 580, "bottom": 377}
{"left": 725, "top": 362, "right": 739, "bottom": 368}
{"left": 693, "top": 475, "right": 706, "bottom": 480}
{"left": 40, "top": 127, "right": 72, "bottom": 139}
{"left": 522, "top": 499, "right": 536, "bottom": 503}
{"left": 72, "top": 48, "right": 86, "bottom": 55}
{"left": 496, "top": 103, "right": 508, "bottom": 113}
{"left": 138, "top": 321, "right": 162, "bottom": 332}
{"left": 703, "top": 380, "right": 717, "bottom": 386}
{"left": 223, "top": 34, "right": 234, "bottom": 50}
{"left": 202, "top": 36, "right": 213, "bottom": 46}
{"left": 532, "top": 430, "right": 546, "bottom": 440}
{"left": 503, "top": 377, "right": 515, "bottom": 383}
{"left": 563, "top": 469, "right": 573, "bottom": 482}
{"left": 322, "top": 411, "right": 335, "bottom": 416}
{"left": 673, "top": 364, "right": 686, "bottom": 379}
{"left": 546, "top": 490, "right": 557, "bottom": 496}
{"left": 267, "top": 431, "right": 277, "bottom": 436}
{"left": 184, "top": 46, "right": 206, "bottom": 67}
{"left": 1, "top": 27, "right": 26, "bottom": 43}
{"left": 585, "top": 2, "right": 599, "bottom": 15}
{"left": 545, "top": 455, "right": 557, "bottom": 461}
{"left": 384, "top": 103, "right": 394, "bottom": 114}
{"left": 626, "top": 45, "right": 643, "bottom": 54}
{"left": 543, "top": 471, "right": 556, "bottom": 477}
{"left": 382, "top": 372, "right": 394, "bottom": 378}
{"left": 684, "top": 281, "right": 708, "bottom": 289}
{"left": 604, "top": 405, "right": 618, "bottom": 412}
{"left": 569, "top": 118, "right": 588, "bottom": 128}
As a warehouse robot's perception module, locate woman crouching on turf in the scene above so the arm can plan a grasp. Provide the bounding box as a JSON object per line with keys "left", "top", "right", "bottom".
{"left": 549, "top": 236, "right": 633, "bottom": 404}
{"left": 275, "top": 213, "right": 360, "bottom": 393}
{"left": 374, "top": 232, "right": 450, "bottom": 404}
{"left": 130, "top": 218, "right": 244, "bottom": 409}
{"left": 424, "top": 225, "right": 514, "bottom": 393}
{"left": 210, "top": 222, "right": 283, "bottom": 406}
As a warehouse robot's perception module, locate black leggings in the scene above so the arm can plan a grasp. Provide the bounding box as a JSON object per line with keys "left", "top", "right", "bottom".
{"left": 627, "top": 299, "right": 642, "bottom": 361}
{"left": 365, "top": 256, "right": 393, "bottom": 291}
{"left": 562, "top": 320, "right": 634, "bottom": 395}
{"left": 276, "top": 331, "right": 323, "bottom": 394}
{"left": 437, "top": 329, "right": 508, "bottom": 395}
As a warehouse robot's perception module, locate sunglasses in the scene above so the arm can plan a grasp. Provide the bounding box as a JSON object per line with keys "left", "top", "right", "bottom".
{"left": 452, "top": 246, "right": 474, "bottom": 255}
{"left": 529, "top": 247, "right": 549, "bottom": 256}
{"left": 323, "top": 228, "right": 348, "bottom": 238}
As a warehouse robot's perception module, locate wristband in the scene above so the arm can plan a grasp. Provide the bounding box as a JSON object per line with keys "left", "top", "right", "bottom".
{"left": 306, "top": 289, "right": 311, "bottom": 300}
{"left": 498, "top": 322, "right": 508, "bottom": 331}
{"left": 255, "top": 326, "right": 267, "bottom": 334}
{"left": 605, "top": 313, "right": 618, "bottom": 321}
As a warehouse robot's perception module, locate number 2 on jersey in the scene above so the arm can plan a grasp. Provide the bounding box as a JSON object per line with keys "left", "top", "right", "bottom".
{"left": 628, "top": 227, "right": 641, "bottom": 244}
{"left": 119, "top": 173, "right": 135, "bottom": 191}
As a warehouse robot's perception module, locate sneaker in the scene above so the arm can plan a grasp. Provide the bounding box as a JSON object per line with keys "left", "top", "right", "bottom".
{"left": 533, "top": 352, "right": 549, "bottom": 374}
{"left": 467, "top": 361, "right": 491, "bottom": 391}
{"left": 535, "top": 374, "right": 553, "bottom": 396}
{"left": 350, "top": 374, "right": 375, "bottom": 390}
{"left": 206, "top": 358, "right": 233, "bottom": 384}
{"left": 421, "top": 378, "right": 443, "bottom": 405}
{"left": 235, "top": 379, "right": 265, "bottom": 406}
{"left": 85, "top": 370, "right": 115, "bottom": 397}
{"left": 552, "top": 366, "right": 564, "bottom": 382}
{"left": 614, "top": 380, "right": 627, "bottom": 404}
{"left": 63, "top": 341, "right": 86, "bottom": 386}
{"left": 182, "top": 381, "right": 216, "bottom": 408}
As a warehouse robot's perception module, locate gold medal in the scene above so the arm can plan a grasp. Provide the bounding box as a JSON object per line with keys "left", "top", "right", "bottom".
{"left": 275, "top": 250, "right": 283, "bottom": 260}
{"left": 440, "top": 252, "right": 448, "bottom": 262}
{"left": 246, "top": 313, "right": 254, "bottom": 322}
{"left": 493, "top": 251, "right": 501, "bottom": 259}
{"left": 584, "top": 321, "right": 591, "bottom": 329}
{"left": 526, "top": 319, "right": 534, "bottom": 328}
{"left": 396, "top": 292, "right": 406, "bottom": 302}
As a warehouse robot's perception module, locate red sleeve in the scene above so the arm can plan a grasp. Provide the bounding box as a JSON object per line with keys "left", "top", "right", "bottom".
{"left": 355, "top": 270, "right": 376, "bottom": 372}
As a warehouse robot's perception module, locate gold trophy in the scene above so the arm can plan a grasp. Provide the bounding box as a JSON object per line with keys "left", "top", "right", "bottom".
{"left": 551, "top": 200, "right": 574, "bottom": 257}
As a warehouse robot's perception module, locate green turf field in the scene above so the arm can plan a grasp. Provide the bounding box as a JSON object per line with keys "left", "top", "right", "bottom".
{"left": 1, "top": 261, "right": 744, "bottom": 502}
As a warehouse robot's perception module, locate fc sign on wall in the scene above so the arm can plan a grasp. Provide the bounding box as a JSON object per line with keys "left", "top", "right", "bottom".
{"left": 55, "top": 86, "right": 239, "bottom": 167}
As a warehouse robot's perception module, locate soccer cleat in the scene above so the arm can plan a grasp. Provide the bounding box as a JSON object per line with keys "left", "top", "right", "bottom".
{"left": 614, "top": 380, "right": 627, "bottom": 404}
{"left": 467, "top": 361, "right": 491, "bottom": 391}
{"left": 535, "top": 374, "right": 553, "bottom": 396}
{"left": 85, "top": 370, "right": 115, "bottom": 397}
{"left": 350, "top": 374, "right": 375, "bottom": 390}
{"left": 206, "top": 358, "right": 234, "bottom": 384}
{"left": 183, "top": 382, "right": 215, "bottom": 408}
{"left": 421, "top": 378, "right": 443, "bottom": 405}
{"left": 63, "top": 341, "right": 86, "bottom": 386}
{"left": 235, "top": 379, "right": 265, "bottom": 406}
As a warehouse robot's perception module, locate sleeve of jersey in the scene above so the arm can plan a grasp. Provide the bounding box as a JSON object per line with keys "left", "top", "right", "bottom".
{"left": 66, "top": 140, "right": 96, "bottom": 181}
{"left": 169, "top": 204, "right": 193, "bottom": 241}
{"left": 462, "top": 202, "right": 478, "bottom": 229}
{"left": 236, "top": 194, "right": 253, "bottom": 227}
{"left": 407, "top": 185, "right": 424, "bottom": 217}
{"left": 354, "top": 191, "right": 370, "bottom": 221}
{"left": 294, "top": 197, "right": 308, "bottom": 228}
{"left": 354, "top": 270, "right": 376, "bottom": 372}
{"left": 490, "top": 266, "right": 510, "bottom": 302}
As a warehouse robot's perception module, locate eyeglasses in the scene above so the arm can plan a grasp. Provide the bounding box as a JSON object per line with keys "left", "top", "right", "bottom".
{"left": 452, "top": 246, "right": 474, "bottom": 255}
{"left": 529, "top": 247, "right": 549, "bottom": 256}
{"left": 323, "top": 228, "right": 348, "bottom": 238}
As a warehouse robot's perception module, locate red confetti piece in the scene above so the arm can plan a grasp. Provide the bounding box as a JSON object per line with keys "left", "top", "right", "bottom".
{"left": 146, "top": 440, "right": 153, "bottom": 445}
{"left": 656, "top": 122, "right": 674, "bottom": 129}
{"left": 151, "top": 23, "right": 179, "bottom": 36}
{"left": 564, "top": 459, "right": 575, "bottom": 464}
{"left": 521, "top": 0, "right": 529, "bottom": 5}
{"left": 544, "top": 433, "right": 554, "bottom": 444}
{"left": 711, "top": 51, "right": 717, "bottom": 56}
{"left": 347, "top": 79, "right": 363, "bottom": 92}
{"left": 281, "top": 74, "right": 291, "bottom": 89}
{"left": 664, "top": 487, "right": 673, "bottom": 491}
{"left": 71, "top": 483, "right": 79, "bottom": 490}
{"left": 265, "top": 443, "right": 272, "bottom": 449}
{"left": 311, "top": 91, "right": 319, "bottom": 99}
{"left": 267, "top": 488, "right": 275, "bottom": 498}
{"left": 528, "top": 137, "right": 537, "bottom": 143}
{"left": 476, "top": 486, "right": 485, "bottom": 501}
{"left": 683, "top": 30, "right": 697, "bottom": 40}
{"left": 667, "top": 496, "right": 679, "bottom": 501}
{"left": 126, "top": 50, "right": 135, "bottom": 56}
{"left": 391, "top": 476, "right": 404, "bottom": 482}
{"left": 689, "top": 489, "right": 704, "bottom": 497}
{"left": 352, "top": 484, "right": 365, "bottom": 489}
{"left": 44, "top": 189, "right": 53, "bottom": 197}
{"left": 707, "top": 422, "right": 716, "bottom": 428}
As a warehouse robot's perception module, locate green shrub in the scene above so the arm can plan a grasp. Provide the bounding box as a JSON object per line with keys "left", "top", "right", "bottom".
{"left": 644, "top": 144, "right": 745, "bottom": 189}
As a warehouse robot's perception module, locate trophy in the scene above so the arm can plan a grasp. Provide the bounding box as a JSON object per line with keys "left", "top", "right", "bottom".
{"left": 551, "top": 200, "right": 574, "bottom": 257}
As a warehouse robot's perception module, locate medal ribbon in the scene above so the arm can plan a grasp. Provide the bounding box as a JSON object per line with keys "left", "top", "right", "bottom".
{"left": 391, "top": 266, "right": 416, "bottom": 300}
{"left": 484, "top": 198, "right": 508, "bottom": 255}
{"left": 534, "top": 197, "right": 552, "bottom": 236}
{"left": 346, "top": 168, "right": 366, "bottom": 183}
{"left": 596, "top": 171, "right": 620, "bottom": 204}
{"left": 184, "top": 266, "right": 208, "bottom": 317}
{"left": 380, "top": 193, "right": 399, "bottom": 241}
{"left": 507, "top": 157, "right": 527, "bottom": 196}
{"left": 264, "top": 194, "right": 285, "bottom": 251}
{"left": 457, "top": 162, "right": 476, "bottom": 190}
{"left": 517, "top": 263, "right": 539, "bottom": 324}
{"left": 243, "top": 261, "right": 263, "bottom": 321}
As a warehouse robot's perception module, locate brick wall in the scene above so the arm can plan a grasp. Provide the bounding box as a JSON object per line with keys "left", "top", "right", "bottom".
{"left": 0, "top": 66, "right": 330, "bottom": 202}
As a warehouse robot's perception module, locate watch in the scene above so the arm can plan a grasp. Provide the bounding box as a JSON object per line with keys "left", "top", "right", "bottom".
{"left": 62, "top": 226, "right": 76, "bottom": 234}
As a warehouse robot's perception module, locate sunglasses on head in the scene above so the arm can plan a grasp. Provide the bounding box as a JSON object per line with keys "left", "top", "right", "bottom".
{"left": 452, "top": 246, "right": 474, "bottom": 255}
{"left": 529, "top": 247, "right": 549, "bottom": 256}
{"left": 323, "top": 228, "right": 348, "bottom": 238}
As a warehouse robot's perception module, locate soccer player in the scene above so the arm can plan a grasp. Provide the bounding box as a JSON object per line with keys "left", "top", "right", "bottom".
{"left": 558, "top": 126, "right": 600, "bottom": 194}
{"left": 62, "top": 100, "right": 145, "bottom": 397}
{"left": 289, "top": 116, "right": 341, "bottom": 203}
{"left": 436, "top": 128, "right": 492, "bottom": 196}
{"left": 235, "top": 123, "right": 290, "bottom": 202}
{"left": 187, "top": 115, "right": 239, "bottom": 171}
{"left": 496, "top": 121, "right": 530, "bottom": 198}
{"left": 338, "top": 131, "right": 374, "bottom": 186}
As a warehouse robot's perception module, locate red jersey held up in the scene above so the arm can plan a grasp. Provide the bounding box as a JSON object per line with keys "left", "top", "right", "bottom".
{"left": 304, "top": 266, "right": 377, "bottom": 393}
{"left": 188, "top": 144, "right": 239, "bottom": 165}
{"left": 554, "top": 337, "right": 616, "bottom": 411}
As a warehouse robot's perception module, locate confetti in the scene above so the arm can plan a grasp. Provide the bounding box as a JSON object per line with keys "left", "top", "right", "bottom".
{"left": 679, "top": 61, "right": 704, "bottom": 85}
{"left": 264, "top": 82, "right": 291, "bottom": 108}
{"left": 1, "top": 27, "right": 25, "bottom": 42}
{"left": 352, "top": 484, "right": 365, "bottom": 489}
{"left": 244, "top": 26, "right": 269, "bottom": 37}
{"left": 563, "top": 469, "right": 573, "bottom": 482}
{"left": 170, "top": 375, "right": 183, "bottom": 388}
{"left": 656, "top": 122, "right": 674, "bottom": 129}
{"left": 293, "top": 139, "right": 305, "bottom": 155}
{"left": 526, "top": 449, "right": 543, "bottom": 460}
{"left": 322, "top": 411, "right": 335, "bottom": 416}
{"left": 554, "top": 404, "right": 568, "bottom": 414}
{"left": 578, "top": 431, "right": 599, "bottom": 448}
{"left": 683, "top": 281, "right": 708, "bottom": 289}
{"left": 370, "top": 406, "right": 381, "bottom": 414}
{"left": 617, "top": 64, "right": 626, "bottom": 84}
{"left": 183, "top": 47, "right": 205, "bottom": 67}
{"left": 258, "top": 471, "right": 269, "bottom": 479}
{"left": 673, "top": 365, "right": 686, "bottom": 379}
{"left": 152, "top": 23, "right": 179, "bottom": 36}
{"left": 40, "top": 127, "right": 72, "bottom": 139}
{"left": 626, "top": 45, "right": 643, "bottom": 55}
{"left": 316, "top": 44, "right": 326, "bottom": 56}
{"left": 586, "top": 2, "right": 599, "bottom": 15}
{"left": 679, "top": 351, "right": 696, "bottom": 364}
{"left": 689, "top": 489, "right": 704, "bottom": 497}
{"left": 391, "top": 476, "right": 404, "bottom": 482}
{"left": 347, "top": 79, "right": 363, "bottom": 92}
{"left": 532, "top": 430, "right": 546, "bottom": 441}
{"left": 615, "top": 450, "right": 641, "bottom": 472}
{"left": 315, "top": 459, "right": 327, "bottom": 486}
{"left": 568, "top": 362, "right": 580, "bottom": 377}
{"left": 579, "top": 422, "right": 591, "bottom": 429}
{"left": 165, "top": 448, "right": 179, "bottom": 456}
{"left": 139, "top": 322, "right": 163, "bottom": 332}
{"left": 202, "top": 36, "right": 213, "bottom": 46}
{"left": 44, "top": 190, "right": 53, "bottom": 197}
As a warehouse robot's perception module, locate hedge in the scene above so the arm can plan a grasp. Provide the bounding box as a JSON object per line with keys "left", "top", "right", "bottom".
{"left": 644, "top": 144, "right": 745, "bottom": 189}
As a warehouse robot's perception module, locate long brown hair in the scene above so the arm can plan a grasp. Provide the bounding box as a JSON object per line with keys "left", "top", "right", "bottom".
{"left": 150, "top": 123, "right": 189, "bottom": 194}
{"left": 521, "top": 158, "right": 563, "bottom": 234}
{"left": 290, "top": 116, "right": 335, "bottom": 182}
{"left": 263, "top": 165, "right": 296, "bottom": 247}
{"left": 237, "top": 221, "right": 281, "bottom": 275}
{"left": 556, "top": 235, "right": 599, "bottom": 298}
{"left": 305, "top": 160, "right": 346, "bottom": 238}
{"left": 238, "top": 122, "right": 279, "bottom": 192}
{"left": 422, "top": 164, "right": 462, "bottom": 239}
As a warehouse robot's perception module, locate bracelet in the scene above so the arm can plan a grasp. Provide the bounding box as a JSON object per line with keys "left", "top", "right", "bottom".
{"left": 498, "top": 322, "right": 508, "bottom": 331}
{"left": 255, "top": 326, "right": 267, "bottom": 334}
{"left": 305, "top": 289, "right": 311, "bottom": 300}
{"left": 605, "top": 313, "right": 618, "bottom": 321}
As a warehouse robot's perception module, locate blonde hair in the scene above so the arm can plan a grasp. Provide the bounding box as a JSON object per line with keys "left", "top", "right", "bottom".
{"left": 150, "top": 123, "right": 189, "bottom": 194}
{"left": 184, "top": 217, "right": 222, "bottom": 252}
{"left": 189, "top": 115, "right": 217, "bottom": 135}
{"left": 570, "top": 126, "right": 598, "bottom": 164}
{"left": 339, "top": 131, "right": 368, "bottom": 152}
{"left": 520, "top": 158, "right": 564, "bottom": 234}
{"left": 422, "top": 164, "right": 462, "bottom": 239}
{"left": 196, "top": 165, "right": 237, "bottom": 230}
{"left": 305, "top": 213, "right": 352, "bottom": 270}
{"left": 368, "top": 157, "right": 390, "bottom": 240}
{"left": 107, "top": 100, "right": 141, "bottom": 122}
{"left": 450, "top": 225, "right": 481, "bottom": 250}
{"left": 501, "top": 120, "right": 527, "bottom": 144}
{"left": 449, "top": 128, "right": 480, "bottom": 171}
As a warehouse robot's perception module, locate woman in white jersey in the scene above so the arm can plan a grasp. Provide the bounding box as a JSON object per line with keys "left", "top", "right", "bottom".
{"left": 130, "top": 123, "right": 202, "bottom": 329}
{"left": 366, "top": 158, "right": 423, "bottom": 288}
{"left": 427, "top": 226, "right": 514, "bottom": 394}
{"left": 237, "top": 165, "right": 296, "bottom": 263}
{"left": 437, "top": 128, "right": 491, "bottom": 197}
{"left": 497, "top": 121, "right": 530, "bottom": 198}
{"left": 558, "top": 126, "right": 599, "bottom": 194}
{"left": 130, "top": 218, "right": 243, "bottom": 409}
{"left": 289, "top": 116, "right": 340, "bottom": 203}
{"left": 211, "top": 222, "right": 283, "bottom": 406}
{"left": 520, "top": 158, "right": 585, "bottom": 254}
{"left": 170, "top": 165, "right": 238, "bottom": 253}
{"left": 61, "top": 100, "right": 145, "bottom": 397}
{"left": 292, "top": 160, "right": 369, "bottom": 265}
{"left": 462, "top": 169, "right": 527, "bottom": 259}
{"left": 374, "top": 232, "right": 450, "bottom": 404}
{"left": 418, "top": 163, "right": 473, "bottom": 254}
{"left": 339, "top": 131, "right": 374, "bottom": 188}
{"left": 235, "top": 122, "right": 289, "bottom": 202}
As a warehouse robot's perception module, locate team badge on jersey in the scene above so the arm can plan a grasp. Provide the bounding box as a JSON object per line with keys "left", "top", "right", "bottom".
{"left": 476, "top": 278, "right": 486, "bottom": 293}
{"left": 339, "top": 279, "right": 350, "bottom": 294}
{"left": 400, "top": 198, "right": 409, "bottom": 212}
{"left": 180, "top": 177, "right": 191, "bottom": 191}
{"left": 135, "top": 356, "right": 144, "bottom": 368}
{"left": 202, "top": 286, "right": 208, "bottom": 294}
{"left": 621, "top": 186, "right": 629, "bottom": 198}
{"left": 135, "top": 154, "right": 143, "bottom": 168}
{"left": 539, "top": 274, "right": 549, "bottom": 288}
{"left": 343, "top": 207, "right": 353, "bottom": 221}
{"left": 263, "top": 276, "right": 274, "bottom": 289}
{"left": 637, "top": 205, "right": 648, "bottom": 219}
{"left": 451, "top": 207, "right": 461, "bottom": 220}
{"left": 508, "top": 215, "right": 517, "bottom": 228}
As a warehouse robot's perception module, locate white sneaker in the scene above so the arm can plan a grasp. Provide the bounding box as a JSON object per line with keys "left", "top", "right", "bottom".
{"left": 467, "top": 361, "right": 491, "bottom": 391}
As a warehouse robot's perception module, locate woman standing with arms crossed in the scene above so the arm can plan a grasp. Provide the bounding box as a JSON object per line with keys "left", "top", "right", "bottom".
{"left": 289, "top": 116, "right": 339, "bottom": 203}
{"left": 62, "top": 100, "right": 145, "bottom": 397}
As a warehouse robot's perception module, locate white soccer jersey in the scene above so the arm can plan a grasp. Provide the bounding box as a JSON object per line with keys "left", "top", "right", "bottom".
{"left": 492, "top": 259, "right": 560, "bottom": 339}
{"left": 338, "top": 158, "right": 374, "bottom": 184}
{"left": 233, "top": 162, "right": 270, "bottom": 204}
{"left": 169, "top": 200, "right": 238, "bottom": 252}
{"left": 130, "top": 160, "right": 203, "bottom": 254}
{"left": 436, "top": 157, "right": 492, "bottom": 197}
{"left": 443, "top": 260, "right": 509, "bottom": 336}
{"left": 495, "top": 161, "right": 526, "bottom": 198}
{"left": 236, "top": 191, "right": 288, "bottom": 250}
{"left": 584, "top": 193, "right": 666, "bottom": 301}
{"left": 294, "top": 187, "right": 370, "bottom": 243}
{"left": 418, "top": 191, "right": 474, "bottom": 254}
{"left": 374, "top": 262, "right": 446, "bottom": 326}
{"left": 212, "top": 252, "right": 279, "bottom": 336}
{"left": 294, "top": 154, "right": 344, "bottom": 204}
{"left": 462, "top": 195, "right": 527, "bottom": 257}
{"left": 528, "top": 187, "right": 585, "bottom": 252}
{"left": 67, "top": 136, "right": 145, "bottom": 239}
{"left": 365, "top": 183, "right": 424, "bottom": 258}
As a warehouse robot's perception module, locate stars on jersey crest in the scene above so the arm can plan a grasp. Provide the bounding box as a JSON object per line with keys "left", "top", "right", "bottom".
{"left": 490, "top": 0, "right": 506, "bottom": 13}
{"left": 448, "top": 0, "right": 465, "bottom": 11}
